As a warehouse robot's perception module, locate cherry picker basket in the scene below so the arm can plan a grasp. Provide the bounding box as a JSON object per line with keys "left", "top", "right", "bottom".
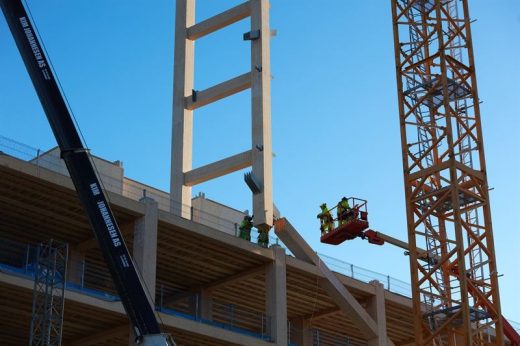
{"left": 320, "top": 197, "right": 369, "bottom": 245}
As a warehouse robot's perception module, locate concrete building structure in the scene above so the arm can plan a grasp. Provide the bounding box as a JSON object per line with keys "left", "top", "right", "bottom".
{"left": 0, "top": 147, "right": 420, "bottom": 345}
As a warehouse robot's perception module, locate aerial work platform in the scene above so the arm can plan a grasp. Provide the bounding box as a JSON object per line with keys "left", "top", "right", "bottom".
{"left": 321, "top": 218, "right": 369, "bottom": 245}
{"left": 319, "top": 197, "right": 369, "bottom": 245}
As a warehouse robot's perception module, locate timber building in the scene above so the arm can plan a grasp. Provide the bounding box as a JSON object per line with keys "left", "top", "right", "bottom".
{"left": 0, "top": 145, "right": 416, "bottom": 345}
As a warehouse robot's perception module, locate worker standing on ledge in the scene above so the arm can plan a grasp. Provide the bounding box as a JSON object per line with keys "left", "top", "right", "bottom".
{"left": 257, "top": 229, "right": 269, "bottom": 248}
{"left": 317, "top": 203, "right": 334, "bottom": 235}
{"left": 337, "top": 197, "right": 350, "bottom": 226}
{"left": 239, "top": 215, "right": 253, "bottom": 241}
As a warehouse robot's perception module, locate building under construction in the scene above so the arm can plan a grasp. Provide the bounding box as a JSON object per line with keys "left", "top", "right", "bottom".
{"left": 0, "top": 0, "right": 519, "bottom": 345}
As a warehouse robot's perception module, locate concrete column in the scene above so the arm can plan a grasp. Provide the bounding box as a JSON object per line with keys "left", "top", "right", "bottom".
{"left": 133, "top": 197, "right": 159, "bottom": 306}
{"left": 67, "top": 248, "right": 85, "bottom": 287}
{"left": 367, "top": 280, "right": 388, "bottom": 346}
{"left": 266, "top": 245, "right": 287, "bottom": 345}
{"left": 129, "top": 197, "right": 159, "bottom": 346}
{"left": 290, "top": 318, "right": 312, "bottom": 346}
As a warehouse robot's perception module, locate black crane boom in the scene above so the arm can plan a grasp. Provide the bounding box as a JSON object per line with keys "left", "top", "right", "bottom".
{"left": 0, "top": 1, "right": 169, "bottom": 342}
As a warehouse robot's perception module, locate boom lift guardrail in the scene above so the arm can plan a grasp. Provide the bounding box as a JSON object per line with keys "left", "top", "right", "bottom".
{"left": 320, "top": 197, "right": 370, "bottom": 245}
{"left": 0, "top": 1, "right": 174, "bottom": 344}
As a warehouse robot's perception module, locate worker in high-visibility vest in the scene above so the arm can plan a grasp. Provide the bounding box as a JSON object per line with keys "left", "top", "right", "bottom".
{"left": 337, "top": 197, "right": 350, "bottom": 225}
{"left": 239, "top": 215, "right": 253, "bottom": 241}
{"left": 257, "top": 229, "right": 269, "bottom": 248}
{"left": 317, "top": 203, "right": 334, "bottom": 235}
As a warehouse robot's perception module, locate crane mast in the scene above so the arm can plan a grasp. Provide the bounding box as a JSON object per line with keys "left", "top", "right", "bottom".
{"left": 0, "top": 1, "right": 173, "bottom": 344}
{"left": 390, "top": 0, "right": 503, "bottom": 344}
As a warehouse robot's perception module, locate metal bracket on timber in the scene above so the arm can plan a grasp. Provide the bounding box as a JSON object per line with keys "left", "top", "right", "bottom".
{"left": 274, "top": 218, "right": 395, "bottom": 345}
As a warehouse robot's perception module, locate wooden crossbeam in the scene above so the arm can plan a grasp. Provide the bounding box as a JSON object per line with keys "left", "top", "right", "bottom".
{"left": 274, "top": 218, "right": 379, "bottom": 340}
{"left": 302, "top": 306, "right": 340, "bottom": 321}
{"left": 184, "top": 72, "right": 251, "bottom": 110}
{"left": 187, "top": 1, "right": 251, "bottom": 40}
{"left": 158, "top": 265, "right": 266, "bottom": 310}
{"left": 160, "top": 265, "right": 266, "bottom": 306}
{"left": 184, "top": 150, "right": 252, "bottom": 186}
{"left": 203, "top": 264, "right": 266, "bottom": 291}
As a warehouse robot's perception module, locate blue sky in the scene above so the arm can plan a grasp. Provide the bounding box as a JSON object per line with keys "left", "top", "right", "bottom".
{"left": 1, "top": 1, "right": 519, "bottom": 322}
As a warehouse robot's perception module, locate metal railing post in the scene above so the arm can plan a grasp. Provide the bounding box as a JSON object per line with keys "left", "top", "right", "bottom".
{"left": 261, "top": 313, "right": 264, "bottom": 339}
{"left": 81, "top": 260, "right": 85, "bottom": 288}
{"left": 160, "top": 284, "right": 164, "bottom": 311}
{"left": 25, "top": 244, "right": 30, "bottom": 273}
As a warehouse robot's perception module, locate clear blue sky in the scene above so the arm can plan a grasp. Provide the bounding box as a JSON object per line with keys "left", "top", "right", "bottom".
{"left": 1, "top": 1, "right": 519, "bottom": 321}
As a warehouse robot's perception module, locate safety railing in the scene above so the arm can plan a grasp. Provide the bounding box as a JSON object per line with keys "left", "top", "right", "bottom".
{"left": 0, "top": 236, "right": 272, "bottom": 340}
{"left": 212, "top": 299, "right": 272, "bottom": 341}
{"left": 155, "top": 284, "right": 272, "bottom": 341}
{"left": 318, "top": 253, "right": 412, "bottom": 297}
{"left": 0, "top": 238, "right": 38, "bottom": 276}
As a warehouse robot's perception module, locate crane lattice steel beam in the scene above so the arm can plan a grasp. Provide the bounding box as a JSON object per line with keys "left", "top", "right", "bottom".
{"left": 390, "top": 0, "right": 503, "bottom": 344}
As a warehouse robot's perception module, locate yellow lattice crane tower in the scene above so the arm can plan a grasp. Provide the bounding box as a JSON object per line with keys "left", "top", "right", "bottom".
{"left": 390, "top": 0, "right": 504, "bottom": 344}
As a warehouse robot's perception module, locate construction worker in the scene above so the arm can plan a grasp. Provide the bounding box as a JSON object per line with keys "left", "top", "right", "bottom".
{"left": 337, "top": 197, "right": 350, "bottom": 225}
{"left": 317, "top": 203, "right": 334, "bottom": 235}
{"left": 239, "top": 215, "right": 253, "bottom": 241}
{"left": 257, "top": 229, "right": 269, "bottom": 248}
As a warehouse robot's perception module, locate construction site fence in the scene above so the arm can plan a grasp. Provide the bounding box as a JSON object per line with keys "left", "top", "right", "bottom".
{"left": 2, "top": 135, "right": 519, "bottom": 333}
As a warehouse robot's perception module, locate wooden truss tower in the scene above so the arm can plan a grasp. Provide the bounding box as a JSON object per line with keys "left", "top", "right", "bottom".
{"left": 391, "top": 0, "right": 503, "bottom": 344}
{"left": 171, "top": 0, "right": 273, "bottom": 230}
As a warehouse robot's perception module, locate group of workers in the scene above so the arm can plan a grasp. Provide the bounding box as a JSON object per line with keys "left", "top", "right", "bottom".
{"left": 238, "top": 196, "right": 355, "bottom": 246}
{"left": 238, "top": 215, "right": 269, "bottom": 248}
{"left": 317, "top": 197, "right": 353, "bottom": 235}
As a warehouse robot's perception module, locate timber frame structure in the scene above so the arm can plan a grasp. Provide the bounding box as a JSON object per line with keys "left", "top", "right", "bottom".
{"left": 171, "top": 0, "right": 274, "bottom": 230}
{"left": 0, "top": 152, "right": 422, "bottom": 345}
{"left": 391, "top": 0, "right": 503, "bottom": 344}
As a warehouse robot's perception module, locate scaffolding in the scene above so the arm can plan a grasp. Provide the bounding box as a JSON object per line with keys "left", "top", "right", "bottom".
{"left": 29, "top": 240, "right": 68, "bottom": 346}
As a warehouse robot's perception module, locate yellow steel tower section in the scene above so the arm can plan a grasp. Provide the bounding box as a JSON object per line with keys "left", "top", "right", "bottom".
{"left": 390, "top": 0, "right": 503, "bottom": 344}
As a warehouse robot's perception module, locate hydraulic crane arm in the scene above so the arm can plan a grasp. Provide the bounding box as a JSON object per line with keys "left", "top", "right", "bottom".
{"left": 0, "top": 1, "right": 172, "bottom": 344}
{"left": 362, "top": 229, "right": 519, "bottom": 345}
{"left": 362, "top": 229, "right": 438, "bottom": 264}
